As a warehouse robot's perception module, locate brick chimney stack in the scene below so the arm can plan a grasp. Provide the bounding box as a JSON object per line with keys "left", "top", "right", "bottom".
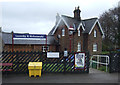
{"left": 73, "top": 6, "right": 81, "bottom": 21}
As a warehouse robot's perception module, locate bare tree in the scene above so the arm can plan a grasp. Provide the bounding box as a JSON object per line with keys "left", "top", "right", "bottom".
{"left": 99, "top": 6, "right": 120, "bottom": 51}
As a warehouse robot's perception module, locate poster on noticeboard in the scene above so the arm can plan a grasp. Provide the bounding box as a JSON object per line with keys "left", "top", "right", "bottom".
{"left": 74, "top": 52, "right": 85, "bottom": 70}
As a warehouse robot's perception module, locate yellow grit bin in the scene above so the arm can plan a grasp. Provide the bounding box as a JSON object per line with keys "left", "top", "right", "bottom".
{"left": 28, "top": 62, "right": 42, "bottom": 77}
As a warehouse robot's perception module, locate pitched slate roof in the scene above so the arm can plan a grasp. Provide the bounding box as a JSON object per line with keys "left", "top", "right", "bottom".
{"left": 2, "top": 32, "right": 57, "bottom": 45}
{"left": 48, "top": 15, "right": 101, "bottom": 35}
{"left": 49, "top": 26, "right": 56, "bottom": 36}
{"left": 82, "top": 18, "right": 98, "bottom": 33}
{"left": 61, "top": 15, "right": 80, "bottom": 30}
{"left": 0, "top": 30, "right": 4, "bottom": 47}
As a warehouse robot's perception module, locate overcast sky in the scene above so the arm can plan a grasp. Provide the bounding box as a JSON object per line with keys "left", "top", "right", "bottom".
{"left": 0, "top": 0, "right": 119, "bottom": 34}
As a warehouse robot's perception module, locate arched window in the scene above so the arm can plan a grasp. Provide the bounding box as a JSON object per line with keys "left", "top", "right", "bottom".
{"left": 78, "top": 30, "right": 80, "bottom": 36}
{"left": 77, "top": 42, "right": 81, "bottom": 52}
{"left": 94, "top": 30, "right": 97, "bottom": 37}
{"left": 62, "top": 28, "right": 65, "bottom": 36}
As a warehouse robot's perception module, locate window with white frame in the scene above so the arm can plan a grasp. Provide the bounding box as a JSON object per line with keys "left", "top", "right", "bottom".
{"left": 77, "top": 42, "right": 81, "bottom": 52}
{"left": 42, "top": 46, "right": 49, "bottom": 52}
{"left": 94, "top": 30, "right": 97, "bottom": 37}
{"left": 62, "top": 28, "right": 65, "bottom": 36}
{"left": 78, "top": 30, "right": 80, "bottom": 36}
{"left": 93, "top": 43, "right": 97, "bottom": 52}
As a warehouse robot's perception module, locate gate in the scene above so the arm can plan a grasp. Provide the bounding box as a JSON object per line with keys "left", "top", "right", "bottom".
{"left": 1, "top": 51, "right": 89, "bottom": 73}
{"left": 109, "top": 52, "right": 120, "bottom": 73}
{"left": 90, "top": 55, "right": 109, "bottom": 72}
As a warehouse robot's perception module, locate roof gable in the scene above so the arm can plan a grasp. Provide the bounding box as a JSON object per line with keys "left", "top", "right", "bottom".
{"left": 49, "top": 16, "right": 70, "bottom": 35}
{"left": 82, "top": 18, "right": 97, "bottom": 33}
{"left": 88, "top": 19, "right": 104, "bottom": 35}
{"left": 77, "top": 22, "right": 85, "bottom": 31}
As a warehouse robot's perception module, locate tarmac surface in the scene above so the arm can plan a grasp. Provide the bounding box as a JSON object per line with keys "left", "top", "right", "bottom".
{"left": 1, "top": 68, "right": 119, "bottom": 84}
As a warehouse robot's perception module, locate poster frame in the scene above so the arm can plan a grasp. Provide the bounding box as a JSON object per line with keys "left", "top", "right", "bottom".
{"left": 74, "top": 52, "right": 86, "bottom": 70}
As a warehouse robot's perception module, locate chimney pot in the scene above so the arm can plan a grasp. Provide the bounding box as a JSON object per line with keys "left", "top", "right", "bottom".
{"left": 73, "top": 6, "right": 81, "bottom": 21}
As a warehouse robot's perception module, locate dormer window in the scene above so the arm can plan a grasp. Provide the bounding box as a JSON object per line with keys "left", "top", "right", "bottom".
{"left": 78, "top": 30, "right": 80, "bottom": 36}
{"left": 94, "top": 30, "right": 97, "bottom": 37}
{"left": 62, "top": 28, "right": 65, "bottom": 36}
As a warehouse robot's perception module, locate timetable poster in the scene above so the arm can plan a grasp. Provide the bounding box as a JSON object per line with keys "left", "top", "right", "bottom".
{"left": 75, "top": 53, "right": 85, "bottom": 69}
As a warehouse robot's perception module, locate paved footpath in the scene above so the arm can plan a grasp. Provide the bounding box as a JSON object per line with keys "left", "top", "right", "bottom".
{"left": 1, "top": 68, "right": 119, "bottom": 83}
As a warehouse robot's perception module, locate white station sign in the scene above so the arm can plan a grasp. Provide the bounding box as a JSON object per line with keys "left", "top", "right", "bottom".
{"left": 47, "top": 52, "right": 59, "bottom": 58}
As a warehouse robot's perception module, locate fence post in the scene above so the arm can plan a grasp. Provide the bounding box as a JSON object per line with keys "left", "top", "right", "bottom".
{"left": 106, "top": 56, "right": 107, "bottom": 72}
{"left": 63, "top": 57, "right": 66, "bottom": 73}
{"left": 119, "top": 52, "right": 120, "bottom": 73}
{"left": 0, "top": 28, "right": 2, "bottom": 85}
{"left": 109, "top": 52, "right": 112, "bottom": 73}
{"left": 86, "top": 51, "right": 89, "bottom": 73}
{"left": 63, "top": 48, "right": 68, "bottom": 74}
{"left": 97, "top": 55, "right": 99, "bottom": 70}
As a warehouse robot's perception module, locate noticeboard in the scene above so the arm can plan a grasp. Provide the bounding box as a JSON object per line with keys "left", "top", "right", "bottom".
{"left": 74, "top": 52, "right": 85, "bottom": 70}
